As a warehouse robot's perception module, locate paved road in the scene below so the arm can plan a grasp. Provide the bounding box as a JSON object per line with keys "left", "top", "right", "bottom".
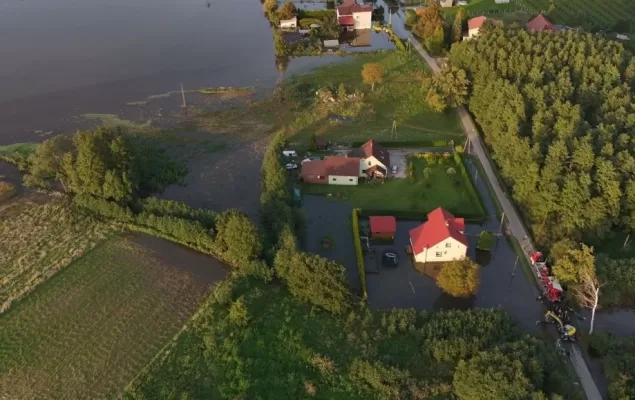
{"left": 408, "top": 36, "right": 603, "bottom": 400}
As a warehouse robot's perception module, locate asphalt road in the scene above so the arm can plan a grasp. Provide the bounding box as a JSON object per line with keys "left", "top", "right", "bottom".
{"left": 408, "top": 36, "right": 603, "bottom": 400}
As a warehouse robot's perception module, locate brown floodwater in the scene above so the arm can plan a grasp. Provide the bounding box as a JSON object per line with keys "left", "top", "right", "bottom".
{"left": 129, "top": 233, "right": 229, "bottom": 285}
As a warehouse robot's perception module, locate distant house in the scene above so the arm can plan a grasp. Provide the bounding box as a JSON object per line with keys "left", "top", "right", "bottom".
{"left": 349, "top": 139, "right": 390, "bottom": 179}
{"left": 494, "top": 0, "right": 510, "bottom": 3}
{"left": 324, "top": 39, "right": 340, "bottom": 48}
{"left": 370, "top": 216, "right": 397, "bottom": 239}
{"left": 280, "top": 17, "right": 297, "bottom": 29}
{"left": 440, "top": 0, "right": 454, "bottom": 8}
{"left": 409, "top": 208, "right": 468, "bottom": 263}
{"left": 526, "top": 14, "right": 554, "bottom": 32}
{"left": 301, "top": 156, "right": 361, "bottom": 185}
{"left": 617, "top": 34, "right": 630, "bottom": 41}
{"left": 466, "top": 16, "right": 487, "bottom": 39}
{"left": 313, "top": 137, "right": 329, "bottom": 150}
{"left": 337, "top": 0, "right": 373, "bottom": 31}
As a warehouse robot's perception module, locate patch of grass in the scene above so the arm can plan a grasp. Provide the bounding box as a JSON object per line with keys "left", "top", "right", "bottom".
{"left": 476, "top": 230, "right": 495, "bottom": 251}
{"left": 198, "top": 86, "right": 254, "bottom": 95}
{"left": 0, "top": 142, "right": 38, "bottom": 157}
{"left": 0, "top": 236, "right": 212, "bottom": 400}
{"left": 283, "top": 51, "right": 463, "bottom": 147}
{"left": 303, "top": 156, "right": 483, "bottom": 218}
{"left": 442, "top": 0, "right": 523, "bottom": 17}
{"left": 82, "top": 113, "right": 151, "bottom": 130}
{"left": 0, "top": 199, "right": 114, "bottom": 313}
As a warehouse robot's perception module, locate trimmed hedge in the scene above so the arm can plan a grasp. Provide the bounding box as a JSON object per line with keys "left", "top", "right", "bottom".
{"left": 453, "top": 152, "right": 486, "bottom": 219}
{"left": 349, "top": 140, "right": 452, "bottom": 148}
{"left": 386, "top": 26, "right": 406, "bottom": 51}
{"left": 351, "top": 208, "right": 368, "bottom": 300}
{"left": 297, "top": 9, "right": 335, "bottom": 19}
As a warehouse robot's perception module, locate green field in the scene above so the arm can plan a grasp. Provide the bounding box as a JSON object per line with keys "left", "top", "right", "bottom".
{"left": 519, "top": 0, "right": 635, "bottom": 32}
{"left": 0, "top": 199, "right": 114, "bottom": 313}
{"left": 283, "top": 52, "right": 463, "bottom": 147}
{"left": 0, "top": 236, "right": 214, "bottom": 399}
{"left": 303, "top": 155, "right": 484, "bottom": 218}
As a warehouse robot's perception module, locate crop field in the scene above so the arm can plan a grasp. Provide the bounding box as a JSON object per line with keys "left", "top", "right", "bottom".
{"left": 519, "top": 0, "right": 635, "bottom": 32}
{"left": 0, "top": 235, "right": 217, "bottom": 400}
{"left": 0, "top": 198, "right": 113, "bottom": 313}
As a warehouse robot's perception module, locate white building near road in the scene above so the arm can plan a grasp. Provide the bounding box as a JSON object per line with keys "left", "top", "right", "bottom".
{"left": 409, "top": 208, "right": 468, "bottom": 263}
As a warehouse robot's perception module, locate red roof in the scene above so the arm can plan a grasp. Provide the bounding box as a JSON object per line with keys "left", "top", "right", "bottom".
{"left": 468, "top": 16, "right": 486, "bottom": 30}
{"left": 337, "top": 0, "right": 372, "bottom": 16}
{"left": 301, "top": 156, "right": 360, "bottom": 178}
{"left": 370, "top": 216, "right": 397, "bottom": 234}
{"left": 409, "top": 208, "right": 468, "bottom": 255}
{"left": 526, "top": 14, "right": 553, "bottom": 32}
{"left": 338, "top": 15, "right": 355, "bottom": 25}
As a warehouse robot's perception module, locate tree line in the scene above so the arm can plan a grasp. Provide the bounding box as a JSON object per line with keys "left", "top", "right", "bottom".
{"left": 450, "top": 28, "right": 635, "bottom": 247}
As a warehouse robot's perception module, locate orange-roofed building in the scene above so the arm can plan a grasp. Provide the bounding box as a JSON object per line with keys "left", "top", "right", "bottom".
{"left": 409, "top": 207, "right": 468, "bottom": 263}
{"left": 526, "top": 14, "right": 554, "bottom": 32}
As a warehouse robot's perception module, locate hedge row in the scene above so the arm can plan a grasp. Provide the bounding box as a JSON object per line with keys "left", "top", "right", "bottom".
{"left": 349, "top": 140, "right": 452, "bottom": 148}
{"left": 351, "top": 208, "right": 368, "bottom": 300}
{"left": 386, "top": 26, "right": 406, "bottom": 51}
{"left": 453, "top": 152, "right": 487, "bottom": 219}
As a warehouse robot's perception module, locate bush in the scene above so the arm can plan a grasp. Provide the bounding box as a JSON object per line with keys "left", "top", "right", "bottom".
{"left": 299, "top": 18, "right": 322, "bottom": 29}
{"left": 437, "top": 258, "right": 480, "bottom": 298}
{"left": 352, "top": 208, "right": 367, "bottom": 300}
{"left": 476, "top": 231, "right": 495, "bottom": 251}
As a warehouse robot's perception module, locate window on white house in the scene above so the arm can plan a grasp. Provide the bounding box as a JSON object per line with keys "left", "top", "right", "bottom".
{"left": 368, "top": 161, "right": 371, "bottom": 165}
{"left": 445, "top": 242, "right": 451, "bottom": 248}
{"left": 332, "top": 178, "right": 337, "bottom": 181}
{"left": 349, "top": 179, "right": 353, "bottom": 182}
{"left": 436, "top": 252, "right": 442, "bottom": 257}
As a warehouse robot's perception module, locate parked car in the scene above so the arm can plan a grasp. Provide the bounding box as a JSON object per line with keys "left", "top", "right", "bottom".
{"left": 391, "top": 165, "right": 398, "bottom": 174}
{"left": 285, "top": 163, "right": 298, "bottom": 170}
{"left": 282, "top": 150, "right": 297, "bottom": 157}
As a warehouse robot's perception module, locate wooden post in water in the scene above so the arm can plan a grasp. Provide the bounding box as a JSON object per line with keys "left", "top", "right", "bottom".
{"left": 624, "top": 234, "right": 631, "bottom": 248}
{"left": 180, "top": 84, "right": 187, "bottom": 108}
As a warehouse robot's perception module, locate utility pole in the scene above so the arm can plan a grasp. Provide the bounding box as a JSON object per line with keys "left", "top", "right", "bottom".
{"left": 390, "top": 120, "right": 397, "bottom": 141}
{"left": 624, "top": 234, "right": 631, "bottom": 248}
{"left": 499, "top": 212, "right": 505, "bottom": 235}
{"left": 389, "top": 9, "right": 392, "bottom": 26}
{"left": 463, "top": 137, "right": 469, "bottom": 154}
{"left": 180, "top": 84, "right": 187, "bottom": 108}
{"left": 474, "top": 169, "right": 478, "bottom": 185}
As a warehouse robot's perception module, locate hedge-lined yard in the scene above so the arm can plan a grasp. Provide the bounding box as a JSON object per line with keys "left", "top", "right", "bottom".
{"left": 351, "top": 208, "right": 367, "bottom": 300}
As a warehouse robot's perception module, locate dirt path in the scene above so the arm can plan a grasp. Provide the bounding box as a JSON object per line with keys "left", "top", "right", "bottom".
{"left": 408, "top": 36, "right": 603, "bottom": 400}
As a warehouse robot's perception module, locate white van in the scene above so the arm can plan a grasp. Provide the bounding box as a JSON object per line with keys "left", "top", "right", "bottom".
{"left": 282, "top": 150, "right": 297, "bottom": 157}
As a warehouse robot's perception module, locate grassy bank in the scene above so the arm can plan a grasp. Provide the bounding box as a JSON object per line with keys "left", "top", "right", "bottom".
{"left": 0, "top": 236, "right": 214, "bottom": 400}
{"left": 281, "top": 51, "right": 463, "bottom": 147}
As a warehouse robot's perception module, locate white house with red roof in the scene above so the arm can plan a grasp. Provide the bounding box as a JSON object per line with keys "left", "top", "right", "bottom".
{"left": 466, "top": 16, "right": 486, "bottom": 39}
{"left": 336, "top": 0, "right": 373, "bottom": 31}
{"left": 409, "top": 207, "right": 468, "bottom": 263}
{"left": 348, "top": 139, "right": 390, "bottom": 178}
{"left": 526, "top": 14, "right": 554, "bottom": 32}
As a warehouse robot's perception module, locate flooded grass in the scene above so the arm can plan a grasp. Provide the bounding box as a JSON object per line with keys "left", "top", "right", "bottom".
{"left": 82, "top": 113, "right": 152, "bottom": 130}
{"left": 0, "top": 142, "right": 38, "bottom": 156}
{"left": 0, "top": 198, "right": 115, "bottom": 313}
{"left": 0, "top": 235, "right": 218, "bottom": 400}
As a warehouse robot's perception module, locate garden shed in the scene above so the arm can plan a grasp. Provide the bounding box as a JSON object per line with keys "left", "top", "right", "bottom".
{"left": 369, "top": 216, "right": 396, "bottom": 239}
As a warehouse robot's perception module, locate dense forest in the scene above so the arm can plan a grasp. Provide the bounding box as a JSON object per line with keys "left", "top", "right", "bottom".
{"left": 449, "top": 28, "right": 635, "bottom": 247}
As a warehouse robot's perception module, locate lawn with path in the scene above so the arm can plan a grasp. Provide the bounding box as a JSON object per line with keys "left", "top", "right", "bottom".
{"left": 303, "top": 155, "right": 483, "bottom": 218}
{"left": 283, "top": 51, "right": 463, "bottom": 148}
{"left": 0, "top": 234, "right": 222, "bottom": 400}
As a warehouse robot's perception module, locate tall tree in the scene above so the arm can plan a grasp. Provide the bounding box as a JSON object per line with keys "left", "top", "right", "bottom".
{"left": 437, "top": 257, "right": 480, "bottom": 297}
{"left": 452, "top": 7, "right": 467, "bottom": 43}
{"left": 427, "top": 65, "right": 470, "bottom": 111}
{"left": 277, "top": 1, "right": 297, "bottom": 20}
{"left": 413, "top": 2, "right": 444, "bottom": 39}
{"left": 361, "top": 63, "right": 384, "bottom": 91}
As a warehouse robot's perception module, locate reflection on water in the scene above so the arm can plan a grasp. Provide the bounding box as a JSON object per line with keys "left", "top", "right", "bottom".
{"left": 434, "top": 292, "right": 476, "bottom": 311}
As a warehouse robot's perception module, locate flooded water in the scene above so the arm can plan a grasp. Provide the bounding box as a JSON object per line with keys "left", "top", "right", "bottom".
{"left": 0, "top": 0, "right": 405, "bottom": 145}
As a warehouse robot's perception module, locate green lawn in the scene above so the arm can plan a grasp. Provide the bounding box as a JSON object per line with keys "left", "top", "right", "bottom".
{"left": 284, "top": 52, "right": 464, "bottom": 148}
{"left": 0, "top": 236, "right": 213, "bottom": 400}
{"left": 303, "top": 156, "right": 484, "bottom": 218}
{"left": 518, "top": 0, "right": 635, "bottom": 32}
{"left": 442, "top": 0, "right": 522, "bottom": 18}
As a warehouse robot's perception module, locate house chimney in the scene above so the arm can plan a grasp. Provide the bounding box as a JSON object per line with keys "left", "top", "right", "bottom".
{"left": 445, "top": 220, "right": 449, "bottom": 227}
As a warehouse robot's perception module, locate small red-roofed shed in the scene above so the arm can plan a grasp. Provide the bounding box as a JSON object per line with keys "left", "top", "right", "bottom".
{"left": 370, "top": 216, "right": 397, "bottom": 239}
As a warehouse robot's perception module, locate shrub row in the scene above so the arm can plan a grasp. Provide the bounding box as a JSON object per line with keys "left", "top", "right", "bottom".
{"left": 349, "top": 140, "right": 452, "bottom": 148}
{"left": 386, "top": 26, "right": 406, "bottom": 51}
{"left": 297, "top": 9, "right": 334, "bottom": 19}
{"left": 453, "top": 152, "right": 487, "bottom": 219}
{"left": 351, "top": 208, "right": 368, "bottom": 300}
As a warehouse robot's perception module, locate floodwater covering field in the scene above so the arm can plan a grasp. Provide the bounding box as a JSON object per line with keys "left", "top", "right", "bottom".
{"left": 0, "top": 234, "right": 225, "bottom": 400}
